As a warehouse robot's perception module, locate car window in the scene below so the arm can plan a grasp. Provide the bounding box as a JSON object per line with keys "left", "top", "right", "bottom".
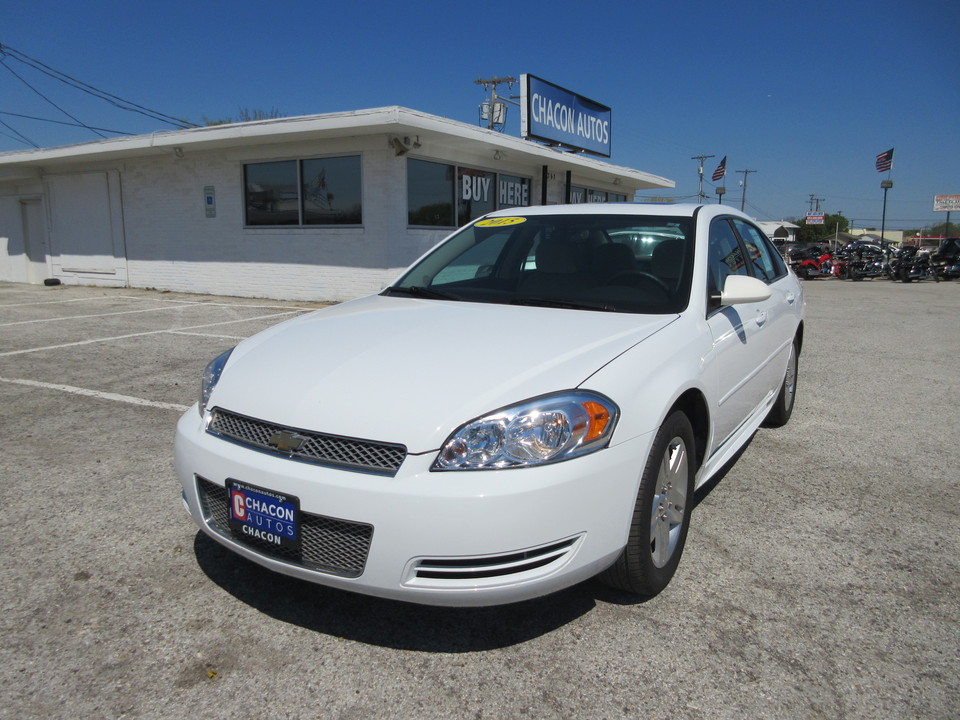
{"left": 732, "top": 219, "right": 786, "bottom": 283}
{"left": 708, "top": 218, "right": 749, "bottom": 298}
{"left": 389, "top": 214, "right": 695, "bottom": 314}
{"left": 432, "top": 230, "right": 510, "bottom": 284}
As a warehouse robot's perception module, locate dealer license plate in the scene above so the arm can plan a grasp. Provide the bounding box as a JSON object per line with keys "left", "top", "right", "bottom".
{"left": 226, "top": 480, "right": 300, "bottom": 552}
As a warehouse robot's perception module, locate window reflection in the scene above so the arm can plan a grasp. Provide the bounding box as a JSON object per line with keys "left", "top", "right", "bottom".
{"left": 302, "top": 157, "right": 362, "bottom": 225}
{"left": 408, "top": 159, "right": 454, "bottom": 227}
{"left": 244, "top": 156, "right": 362, "bottom": 227}
{"left": 245, "top": 161, "right": 299, "bottom": 226}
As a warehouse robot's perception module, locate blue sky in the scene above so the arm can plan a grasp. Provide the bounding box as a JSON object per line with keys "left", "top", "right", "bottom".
{"left": 2, "top": 0, "right": 957, "bottom": 231}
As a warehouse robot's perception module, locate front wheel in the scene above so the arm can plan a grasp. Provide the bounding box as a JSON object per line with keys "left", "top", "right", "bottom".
{"left": 598, "top": 411, "right": 695, "bottom": 597}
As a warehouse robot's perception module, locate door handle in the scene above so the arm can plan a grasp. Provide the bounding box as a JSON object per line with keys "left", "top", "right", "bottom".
{"left": 756, "top": 310, "right": 768, "bottom": 326}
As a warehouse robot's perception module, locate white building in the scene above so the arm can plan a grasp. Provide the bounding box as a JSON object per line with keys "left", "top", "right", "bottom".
{"left": 0, "top": 106, "right": 674, "bottom": 301}
{"left": 756, "top": 221, "right": 799, "bottom": 247}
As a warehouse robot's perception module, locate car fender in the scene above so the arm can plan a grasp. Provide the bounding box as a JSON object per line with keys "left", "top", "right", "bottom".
{"left": 580, "top": 313, "right": 716, "bottom": 451}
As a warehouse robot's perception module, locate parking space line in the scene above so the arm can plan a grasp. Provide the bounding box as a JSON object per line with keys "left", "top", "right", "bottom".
{"left": 112, "top": 295, "right": 320, "bottom": 312}
{"left": 0, "top": 295, "right": 122, "bottom": 308}
{"left": 0, "top": 375, "right": 191, "bottom": 412}
{"left": 169, "top": 331, "right": 248, "bottom": 340}
{"left": 0, "top": 311, "right": 298, "bottom": 357}
{"left": 0, "top": 304, "right": 199, "bottom": 327}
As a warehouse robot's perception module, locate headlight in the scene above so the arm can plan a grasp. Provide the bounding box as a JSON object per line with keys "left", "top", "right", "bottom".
{"left": 199, "top": 348, "right": 234, "bottom": 415}
{"left": 433, "top": 391, "right": 618, "bottom": 471}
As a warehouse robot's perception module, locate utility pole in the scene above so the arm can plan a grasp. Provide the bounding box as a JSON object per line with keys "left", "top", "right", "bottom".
{"left": 691, "top": 154, "right": 715, "bottom": 203}
{"left": 737, "top": 169, "right": 757, "bottom": 212}
{"left": 475, "top": 76, "right": 517, "bottom": 131}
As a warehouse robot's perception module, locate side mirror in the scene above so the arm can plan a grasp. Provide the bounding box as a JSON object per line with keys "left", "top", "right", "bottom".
{"left": 720, "top": 275, "right": 771, "bottom": 305}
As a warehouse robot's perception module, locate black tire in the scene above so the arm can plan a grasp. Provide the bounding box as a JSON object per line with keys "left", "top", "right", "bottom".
{"left": 764, "top": 338, "right": 799, "bottom": 428}
{"left": 598, "top": 411, "right": 695, "bottom": 597}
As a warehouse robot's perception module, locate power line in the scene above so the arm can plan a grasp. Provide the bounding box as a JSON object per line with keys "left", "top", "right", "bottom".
{"left": 0, "top": 42, "right": 196, "bottom": 130}
{"left": 0, "top": 110, "right": 133, "bottom": 135}
{"left": 0, "top": 57, "right": 106, "bottom": 139}
{"left": 0, "top": 115, "right": 38, "bottom": 148}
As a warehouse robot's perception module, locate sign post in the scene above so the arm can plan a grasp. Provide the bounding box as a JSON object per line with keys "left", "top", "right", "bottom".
{"left": 934, "top": 195, "right": 959, "bottom": 237}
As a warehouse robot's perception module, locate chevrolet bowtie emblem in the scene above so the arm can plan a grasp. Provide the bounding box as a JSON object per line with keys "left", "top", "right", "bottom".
{"left": 268, "top": 430, "right": 308, "bottom": 453}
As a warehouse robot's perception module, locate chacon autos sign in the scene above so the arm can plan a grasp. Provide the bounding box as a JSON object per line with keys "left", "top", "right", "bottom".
{"left": 520, "top": 74, "right": 612, "bottom": 157}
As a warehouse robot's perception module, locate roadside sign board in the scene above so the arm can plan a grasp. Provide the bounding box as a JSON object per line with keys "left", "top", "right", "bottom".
{"left": 520, "top": 74, "right": 612, "bottom": 157}
{"left": 806, "top": 212, "right": 825, "bottom": 225}
{"left": 934, "top": 195, "right": 960, "bottom": 212}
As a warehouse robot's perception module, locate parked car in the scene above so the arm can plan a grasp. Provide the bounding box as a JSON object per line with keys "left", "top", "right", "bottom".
{"left": 175, "top": 203, "right": 805, "bottom": 606}
{"left": 930, "top": 238, "right": 960, "bottom": 280}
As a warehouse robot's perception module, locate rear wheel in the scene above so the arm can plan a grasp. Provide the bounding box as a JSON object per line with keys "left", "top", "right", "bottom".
{"left": 765, "top": 338, "right": 799, "bottom": 427}
{"left": 599, "top": 411, "right": 695, "bottom": 597}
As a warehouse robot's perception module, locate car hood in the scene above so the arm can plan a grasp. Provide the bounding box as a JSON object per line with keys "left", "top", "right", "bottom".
{"left": 210, "top": 294, "right": 675, "bottom": 453}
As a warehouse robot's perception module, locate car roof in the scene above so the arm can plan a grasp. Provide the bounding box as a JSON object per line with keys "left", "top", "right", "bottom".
{"left": 480, "top": 203, "right": 750, "bottom": 222}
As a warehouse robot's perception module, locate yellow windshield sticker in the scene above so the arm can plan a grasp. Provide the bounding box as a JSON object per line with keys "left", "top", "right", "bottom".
{"left": 475, "top": 217, "right": 527, "bottom": 228}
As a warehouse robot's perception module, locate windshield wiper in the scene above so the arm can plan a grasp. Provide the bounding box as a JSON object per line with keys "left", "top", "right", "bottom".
{"left": 384, "top": 286, "right": 463, "bottom": 301}
{"left": 510, "top": 296, "right": 617, "bottom": 312}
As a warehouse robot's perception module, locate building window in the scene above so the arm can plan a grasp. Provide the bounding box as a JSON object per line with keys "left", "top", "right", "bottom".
{"left": 458, "top": 168, "right": 496, "bottom": 224}
{"left": 244, "top": 156, "right": 362, "bottom": 227}
{"left": 302, "top": 156, "right": 362, "bottom": 225}
{"left": 408, "top": 159, "right": 454, "bottom": 227}
{"left": 408, "top": 159, "right": 532, "bottom": 228}
{"left": 498, "top": 174, "right": 531, "bottom": 209}
{"left": 568, "top": 186, "right": 627, "bottom": 204}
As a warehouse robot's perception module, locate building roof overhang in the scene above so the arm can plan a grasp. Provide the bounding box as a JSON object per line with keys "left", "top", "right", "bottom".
{"left": 0, "top": 106, "right": 673, "bottom": 191}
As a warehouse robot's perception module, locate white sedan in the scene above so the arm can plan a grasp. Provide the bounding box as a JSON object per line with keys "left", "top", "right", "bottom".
{"left": 175, "top": 203, "right": 804, "bottom": 606}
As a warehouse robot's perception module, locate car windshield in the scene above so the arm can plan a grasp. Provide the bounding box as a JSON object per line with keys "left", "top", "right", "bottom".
{"left": 386, "top": 214, "right": 695, "bottom": 314}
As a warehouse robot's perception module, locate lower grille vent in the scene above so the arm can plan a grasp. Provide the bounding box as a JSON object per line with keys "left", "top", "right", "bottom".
{"left": 415, "top": 538, "right": 578, "bottom": 580}
{"left": 196, "top": 476, "right": 372, "bottom": 578}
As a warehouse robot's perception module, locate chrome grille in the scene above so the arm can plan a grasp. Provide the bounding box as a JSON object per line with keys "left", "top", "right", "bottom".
{"left": 196, "top": 476, "right": 373, "bottom": 578}
{"left": 208, "top": 408, "right": 406, "bottom": 476}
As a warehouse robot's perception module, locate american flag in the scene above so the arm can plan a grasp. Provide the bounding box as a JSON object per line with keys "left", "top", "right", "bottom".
{"left": 875, "top": 148, "right": 894, "bottom": 173}
{"left": 711, "top": 156, "right": 727, "bottom": 182}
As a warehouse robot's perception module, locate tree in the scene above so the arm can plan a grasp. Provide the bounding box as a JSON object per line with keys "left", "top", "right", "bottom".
{"left": 202, "top": 107, "right": 284, "bottom": 126}
{"left": 924, "top": 221, "right": 957, "bottom": 238}
{"left": 789, "top": 213, "right": 848, "bottom": 244}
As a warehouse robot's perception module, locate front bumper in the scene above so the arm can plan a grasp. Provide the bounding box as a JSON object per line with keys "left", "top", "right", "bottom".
{"left": 175, "top": 407, "right": 651, "bottom": 606}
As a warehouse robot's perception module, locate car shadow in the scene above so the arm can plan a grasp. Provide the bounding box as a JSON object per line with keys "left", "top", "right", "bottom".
{"left": 193, "top": 533, "right": 652, "bottom": 651}
{"left": 191, "top": 433, "right": 758, "bottom": 649}
{"left": 691, "top": 432, "right": 754, "bottom": 509}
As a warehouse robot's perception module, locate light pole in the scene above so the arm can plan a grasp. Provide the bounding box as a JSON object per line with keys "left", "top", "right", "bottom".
{"left": 715, "top": 186, "right": 726, "bottom": 204}
{"left": 880, "top": 180, "right": 893, "bottom": 244}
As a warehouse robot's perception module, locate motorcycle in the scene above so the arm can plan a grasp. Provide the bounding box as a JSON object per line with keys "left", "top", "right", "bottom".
{"left": 833, "top": 241, "right": 889, "bottom": 280}
{"left": 929, "top": 238, "right": 960, "bottom": 281}
{"left": 788, "top": 246, "right": 833, "bottom": 279}
{"left": 886, "top": 245, "right": 934, "bottom": 283}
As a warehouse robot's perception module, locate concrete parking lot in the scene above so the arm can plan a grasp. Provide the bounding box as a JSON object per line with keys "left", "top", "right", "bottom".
{"left": 0, "top": 279, "right": 957, "bottom": 720}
